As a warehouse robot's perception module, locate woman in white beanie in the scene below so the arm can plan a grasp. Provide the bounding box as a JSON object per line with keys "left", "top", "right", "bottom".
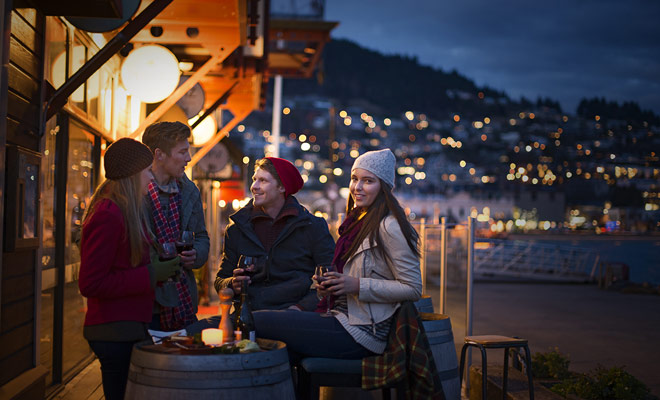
{"left": 254, "top": 148, "right": 422, "bottom": 362}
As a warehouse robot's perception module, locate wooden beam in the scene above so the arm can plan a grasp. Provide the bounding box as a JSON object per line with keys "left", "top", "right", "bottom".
{"left": 45, "top": 0, "right": 174, "bottom": 121}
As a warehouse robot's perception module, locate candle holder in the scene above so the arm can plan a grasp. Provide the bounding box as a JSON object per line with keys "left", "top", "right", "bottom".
{"left": 218, "top": 287, "right": 234, "bottom": 344}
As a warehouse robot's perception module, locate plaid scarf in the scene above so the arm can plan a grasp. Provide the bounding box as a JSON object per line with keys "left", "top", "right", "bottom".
{"left": 362, "top": 302, "right": 445, "bottom": 400}
{"left": 147, "top": 180, "right": 196, "bottom": 331}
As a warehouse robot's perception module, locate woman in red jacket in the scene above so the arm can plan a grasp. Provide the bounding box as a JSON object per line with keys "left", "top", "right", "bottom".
{"left": 79, "top": 138, "right": 180, "bottom": 400}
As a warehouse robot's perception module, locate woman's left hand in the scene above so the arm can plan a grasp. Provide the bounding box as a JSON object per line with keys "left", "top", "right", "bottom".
{"left": 322, "top": 272, "right": 359, "bottom": 295}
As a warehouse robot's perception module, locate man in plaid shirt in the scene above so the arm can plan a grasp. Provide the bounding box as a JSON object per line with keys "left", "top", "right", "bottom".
{"left": 142, "top": 121, "right": 210, "bottom": 331}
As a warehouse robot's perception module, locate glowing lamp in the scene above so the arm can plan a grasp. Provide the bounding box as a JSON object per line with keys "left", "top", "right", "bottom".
{"left": 121, "top": 45, "right": 180, "bottom": 103}
{"left": 201, "top": 328, "right": 223, "bottom": 346}
{"left": 188, "top": 114, "right": 217, "bottom": 146}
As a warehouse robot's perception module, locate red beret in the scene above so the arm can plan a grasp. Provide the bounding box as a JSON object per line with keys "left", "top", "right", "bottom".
{"left": 266, "top": 157, "right": 304, "bottom": 197}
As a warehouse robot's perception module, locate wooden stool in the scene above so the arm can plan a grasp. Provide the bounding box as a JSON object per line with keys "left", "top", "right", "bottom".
{"left": 459, "top": 335, "right": 534, "bottom": 400}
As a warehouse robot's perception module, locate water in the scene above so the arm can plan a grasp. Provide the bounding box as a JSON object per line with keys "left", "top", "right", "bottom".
{"left": 512, "top": 235, "right": 660, "bottom": 285}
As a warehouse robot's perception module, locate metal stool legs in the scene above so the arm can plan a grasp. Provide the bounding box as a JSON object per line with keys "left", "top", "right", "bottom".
{"left": 459, "top": 341, "right": 534, "bottom": 400}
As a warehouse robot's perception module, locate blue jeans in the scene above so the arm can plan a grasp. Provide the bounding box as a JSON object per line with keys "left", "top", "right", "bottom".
{"left": 253, "top": 310, "right": 374, "bottom": 363}
{"left": 88, "top": 340, "right": 136, "bottom": 400}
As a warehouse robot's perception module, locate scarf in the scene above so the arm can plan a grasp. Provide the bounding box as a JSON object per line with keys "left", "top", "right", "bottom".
{"left": 147, "top": 180, "right": 195, "bottom": 330}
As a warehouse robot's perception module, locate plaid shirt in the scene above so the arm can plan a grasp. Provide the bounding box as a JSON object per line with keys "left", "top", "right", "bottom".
{"left": 362, "top": 302, "right": 445, "bottom": 400}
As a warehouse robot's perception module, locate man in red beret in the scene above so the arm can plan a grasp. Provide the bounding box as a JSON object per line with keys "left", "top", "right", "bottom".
{"left": 214, "top": 157, "right": 335, "bottom": 312}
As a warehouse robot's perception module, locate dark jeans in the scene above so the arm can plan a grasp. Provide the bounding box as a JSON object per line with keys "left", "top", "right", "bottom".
{"left": 253, "top": 310, "right": 374, "bottom": 363}
{"left": 88, "top": 340, "right": 136, "bottom": 400}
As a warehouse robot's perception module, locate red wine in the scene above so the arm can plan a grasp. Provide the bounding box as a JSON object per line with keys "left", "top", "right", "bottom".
{"left": 176, "top": 241, "right": 193, "bottom": 253}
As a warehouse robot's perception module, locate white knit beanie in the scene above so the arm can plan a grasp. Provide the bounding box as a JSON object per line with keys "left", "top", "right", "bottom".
{"left": 352, "top": 149, "right": 396, "bottom": 188}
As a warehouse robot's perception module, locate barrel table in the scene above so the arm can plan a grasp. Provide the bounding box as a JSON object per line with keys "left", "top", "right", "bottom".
{"left": 124, "top": 339, "right": 295, "bottom": 400}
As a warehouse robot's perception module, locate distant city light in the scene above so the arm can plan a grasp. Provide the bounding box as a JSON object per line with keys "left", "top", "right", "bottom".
{"left": 350, "top": 149, "right": 359, "bottom": 158}
{"left": 405, "top": 111, "right": 414, "bottom": 121}
{"left": 319, "top": 175, "right": 327, "bottom": 183}
{"left": 459, "top": 160, "right": 466, "bottom": 167}
{"left": 339, "top": 110, "right": 347, "bottom": 118}
{"left": 384, "top": 118, "right": 392, "bottom": 126}
{"left": 301, "top": 142, "right": 311, "bottom": 151}
{"left": 237, "top": 124, "right": 245, "bottom": 132}
{"left": 333, "top": 168, "right": 343, "bottom": 176}
{"left": 453, "top": 115, "right": 460, "bottom": 122}
{"left": 282, "top": 107, "right": 291, "bottom": 115}
{"left": 298, "top": 134, "right": 307, "bottom": 142}
{"left": 242, "top": 156, "right": 249, "bottom": 165}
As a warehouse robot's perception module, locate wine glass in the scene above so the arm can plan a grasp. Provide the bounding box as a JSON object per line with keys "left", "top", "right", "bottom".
{"left": 176, "top": 231, "right": 194, "bottom": 254}
{"left": 159, "top": 242, "right": 177, "bottom": 261}
{"left": 238, "top": 255, "right": 258, "bottom": 277}
{"left": 159, "top": 242, "right": 179, "bottom": 281}
{"left": 314, "top": 264, "right": 336, "bottom": 317}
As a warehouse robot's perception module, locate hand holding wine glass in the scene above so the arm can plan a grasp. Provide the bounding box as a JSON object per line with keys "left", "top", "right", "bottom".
{"left": 177, "top": 231, "right": 196, "bottom": 268}
{"left": 239, "top": 255, "right": 258, "bottom": 278}
{"left": 314, "top": 264, "right": 336, "bottom": 317}
{"left": 158, "top": 242, "right": 179, "bottom": 282}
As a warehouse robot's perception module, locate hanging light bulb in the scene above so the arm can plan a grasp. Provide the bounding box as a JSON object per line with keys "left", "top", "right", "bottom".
{"left": 188, "top": 114, "right": 217, "bottom": 146}
{"left": 121, "top": 44, "right": 180, "bottom": 103}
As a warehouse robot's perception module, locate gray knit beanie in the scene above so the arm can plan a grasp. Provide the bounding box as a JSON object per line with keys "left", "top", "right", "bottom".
{"left": 351, "top": 149, "right": 396, "bottom": 188}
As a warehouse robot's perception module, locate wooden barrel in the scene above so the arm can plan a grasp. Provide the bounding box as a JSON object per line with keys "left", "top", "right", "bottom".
{"left": 125, "top": 339, "right": 295, "bottom": 400}
{"left": 420, "top": 313, "right": 460, "bottom": 400}
{"left": 414, "top": 295, "right": 434, "bottom": 313}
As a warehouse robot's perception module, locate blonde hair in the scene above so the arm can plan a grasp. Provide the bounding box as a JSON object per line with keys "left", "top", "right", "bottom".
{"left": 84, "top": 173, "right": 151, "bottom": 266}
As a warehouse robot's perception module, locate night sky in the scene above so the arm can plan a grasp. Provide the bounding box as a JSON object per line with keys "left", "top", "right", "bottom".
{"left": 324, "top": 0, "right": 660, "bottom": 115}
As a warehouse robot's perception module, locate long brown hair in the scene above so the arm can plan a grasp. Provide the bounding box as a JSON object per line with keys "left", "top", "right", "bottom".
{"left": 343, "top": 180, "right": 420, "bottom": 264}
{"left": 83, "top": 173, "right": 150, "bottom": 266}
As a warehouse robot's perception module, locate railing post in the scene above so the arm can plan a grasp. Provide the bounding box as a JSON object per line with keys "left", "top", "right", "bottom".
{"left": 439, "top": 216, "right": 447, "bottom": 314}
{"left": 420, "top": 218, "right": 426, "bottom": 295}
{"left": 464, "top": 216, "right": 476, "bottom": 395}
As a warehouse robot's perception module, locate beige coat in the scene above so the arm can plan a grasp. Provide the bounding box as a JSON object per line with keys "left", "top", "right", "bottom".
{"left": 344, "top": 215, "right": 422, "bottom": 327}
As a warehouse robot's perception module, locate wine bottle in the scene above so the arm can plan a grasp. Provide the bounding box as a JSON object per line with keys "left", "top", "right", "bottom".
{"left": 235, "top": 280, "right": 256, "bottom": 342}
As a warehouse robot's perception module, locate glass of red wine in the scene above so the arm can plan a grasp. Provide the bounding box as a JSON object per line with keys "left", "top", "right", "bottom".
{"left": 239, "top": 255, "right": 258, "bottom": 277}
{"left": 159, "top": 242, "right": 179, "bottom": 282}
{"left": 159, "top": 242, "right": 177, "bottom": 261}
{"left": 314, "top": 264, "right": 336, "bottom": 317}
{"left": 176, "top": 231, "right": 194, "bottom": 254}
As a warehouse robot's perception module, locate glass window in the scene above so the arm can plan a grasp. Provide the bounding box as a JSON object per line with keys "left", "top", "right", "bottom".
{"left": 62, "top": 121, "right": 94, "bottom": 376}
{"left": 46, "top": 18, "right": 67, "bottom": 89}
{"left": 40, "top": 117, "right": 58, "bottom": 387}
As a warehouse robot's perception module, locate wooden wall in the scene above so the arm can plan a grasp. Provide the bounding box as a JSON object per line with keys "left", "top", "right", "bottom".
{"left": 1, "top": 6, "right": 44, "bottom": 388}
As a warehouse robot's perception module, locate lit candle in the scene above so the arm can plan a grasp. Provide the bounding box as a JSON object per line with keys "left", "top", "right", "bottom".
{"left": 202, "top": 328, "right": 223, "bottom": 346}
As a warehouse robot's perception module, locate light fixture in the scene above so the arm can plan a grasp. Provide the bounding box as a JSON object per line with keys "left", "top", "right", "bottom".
{"left": 188, "top": 114, "right": 217, "bottom": 146}
{"left": 121, "top": 44, "right": 180, "bottom": 103}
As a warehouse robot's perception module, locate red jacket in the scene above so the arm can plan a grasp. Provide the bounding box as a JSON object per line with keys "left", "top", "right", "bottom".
{"left": 79, "top": 198, "right": 154, "bottom": 326}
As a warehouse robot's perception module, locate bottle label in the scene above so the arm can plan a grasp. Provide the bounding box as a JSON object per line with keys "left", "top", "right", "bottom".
{"left": 249, "top": 331, "right": 256, "bottom": 342}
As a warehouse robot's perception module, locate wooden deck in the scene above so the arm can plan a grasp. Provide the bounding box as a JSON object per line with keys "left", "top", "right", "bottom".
{"left": 53, "top": 359, "right": 103, "bottom": 400}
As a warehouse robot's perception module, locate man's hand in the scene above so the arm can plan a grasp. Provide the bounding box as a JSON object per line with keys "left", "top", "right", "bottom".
{"left": 180, "top": 248, "right": 197, "bottom": 269}
{"left": 231, "top": 268, "right": 250, "bottom": 294}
